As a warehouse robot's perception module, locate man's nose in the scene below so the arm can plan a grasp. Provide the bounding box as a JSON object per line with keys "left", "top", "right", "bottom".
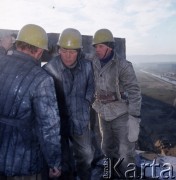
{"left": 66, "top": 51, "right": 71, "bottom": 57}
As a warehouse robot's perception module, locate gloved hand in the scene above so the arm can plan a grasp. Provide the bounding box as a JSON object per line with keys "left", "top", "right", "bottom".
{"left": 127, "top": 115, "right": 141, "bottom": 142}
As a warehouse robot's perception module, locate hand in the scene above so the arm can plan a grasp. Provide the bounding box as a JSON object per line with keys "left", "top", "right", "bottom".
{"left": 127, "top": 115, "right": 141, "bottom": 142}
{"left": 49, "top": 167, "right": 61, "bottom": 178}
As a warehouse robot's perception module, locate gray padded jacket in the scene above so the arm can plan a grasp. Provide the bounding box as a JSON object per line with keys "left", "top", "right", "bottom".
{"left": 91, "top": 53, "right": 141, "bottom": 120}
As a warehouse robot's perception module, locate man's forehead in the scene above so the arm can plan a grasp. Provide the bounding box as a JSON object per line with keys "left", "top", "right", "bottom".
{"left": 95, "top": 43, "right": 109, "bottom": 48}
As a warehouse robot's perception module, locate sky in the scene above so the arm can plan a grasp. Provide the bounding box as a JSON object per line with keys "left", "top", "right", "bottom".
{"left": 0, "top": 0, "right": 176, "bottom": 55}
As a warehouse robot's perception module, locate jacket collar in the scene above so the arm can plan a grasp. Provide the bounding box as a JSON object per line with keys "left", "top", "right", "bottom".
{"left": 93, "top": 52, "right": 119, "bottom": 70}
{"left": 13, "top": 50, "right": 39, "bottom": 66}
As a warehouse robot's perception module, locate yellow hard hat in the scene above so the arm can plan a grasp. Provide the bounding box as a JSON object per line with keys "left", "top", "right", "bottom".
{"left": 92, "top": 29, "right": 114, "bottom": 46}
{"left": 57, "top": 28, "right": 82, "bottom": 49}
{"left": 16, "top": 24, "right": 48, "bottom": 50}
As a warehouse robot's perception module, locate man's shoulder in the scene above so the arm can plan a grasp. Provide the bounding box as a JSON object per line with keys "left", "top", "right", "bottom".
{"left": 33, "top": 66, "right": 54, "bottom": 86}
{"left": 84, "top": 53, "right": 96, "bottom": 61}
{"left": 0, "top": 46, "right": 6, "bottom": 55}
{"left": 29, "top": 62, "right": 50, "bottom": 80}
{"left": 80, "top": 56, "right": 93, "bottom": 66}
{"left": 114, "top": 54, "right": 132, "bottom": 67}
{"left": 43, "top": 56, "right": 60, "bottom": 71}
{"left": 44, "top": 56, "right": 58, "bottom": 66}
{"left": 43, "top": 56, "right": 64, "bottom": 80}
{"left": 82, "top": 58, "right": 92, "bottom": 63}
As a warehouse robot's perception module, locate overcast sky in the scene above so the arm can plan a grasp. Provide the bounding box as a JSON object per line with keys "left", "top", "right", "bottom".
{"left": 0, "top": 0, "right": 176, "bottom": 55}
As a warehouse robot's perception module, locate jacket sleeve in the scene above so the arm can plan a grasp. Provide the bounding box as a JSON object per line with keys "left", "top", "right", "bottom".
{"left": 85, "top": 61, "right": 95, "bottom": 103}
{"left": 119, "top": 60, "right": 141, "bottom": 116}
{"left": 32, "top": 75, "right": 61, "bottom": 169}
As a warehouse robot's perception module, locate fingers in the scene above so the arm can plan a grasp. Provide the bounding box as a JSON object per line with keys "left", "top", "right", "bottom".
{"left": 49, "top": 167, "right": 61, "bottom": 178}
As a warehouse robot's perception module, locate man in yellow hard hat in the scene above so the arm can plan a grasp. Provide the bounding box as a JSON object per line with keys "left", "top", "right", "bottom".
{"left": 0, "top": 24, "right": 61, "bottom": 180}
{"left": 44, "top": 28, "right": 95, "bottom": 180}
{"left": 91, "top": 29, "right": 142, "bottom": 179}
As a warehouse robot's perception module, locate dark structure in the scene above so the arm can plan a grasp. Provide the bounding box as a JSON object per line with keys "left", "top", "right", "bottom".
{"left": 0, "top": 29, "right": 126, "bottom": 62}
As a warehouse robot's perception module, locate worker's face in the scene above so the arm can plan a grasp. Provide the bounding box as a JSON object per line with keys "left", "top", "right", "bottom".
{"left": 59, "top": 48, "right": 78, "bottom": 67}
{"left": 94, "top": 44, "right": 112, "bottom": 59}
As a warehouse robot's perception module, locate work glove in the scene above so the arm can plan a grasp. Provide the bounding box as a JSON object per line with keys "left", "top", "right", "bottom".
{"left": 127, "top": 115, "right": 141, "bottom": 142}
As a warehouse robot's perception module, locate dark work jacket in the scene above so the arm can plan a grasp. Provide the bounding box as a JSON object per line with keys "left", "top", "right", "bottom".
{"left": 0, "top": 51, "right": 61, "bottom": 176}
{"left": 0, "top": 46, "right": 7, "bottom": 55}
{"left": 44, "top": 55, "right": 95, "bottom": 135}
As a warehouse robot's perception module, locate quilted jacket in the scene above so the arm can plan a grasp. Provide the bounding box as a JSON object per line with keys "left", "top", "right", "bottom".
{"left": 44, "top": 55, "right": 95, "bottom": 135}
{"left": 0, "top": 46, "right": 6, "bottom": 55}
{"left": 0, "top": 51, "right": 61, "bottom": 176}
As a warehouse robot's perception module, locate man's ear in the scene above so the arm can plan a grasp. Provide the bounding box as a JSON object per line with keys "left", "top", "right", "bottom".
{"left": 108, "top": 46, "right": 112, "bottom": 51}
{"left": 34, "top": 48, "right": 44, "bottom": 60}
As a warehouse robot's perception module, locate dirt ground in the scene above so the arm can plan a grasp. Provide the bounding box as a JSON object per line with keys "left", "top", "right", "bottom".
{"left": 135, "top": 69, "right": 176, "bottom": 106}
{"left": 134, "top": 69, "right": 176, "bottom": 154}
